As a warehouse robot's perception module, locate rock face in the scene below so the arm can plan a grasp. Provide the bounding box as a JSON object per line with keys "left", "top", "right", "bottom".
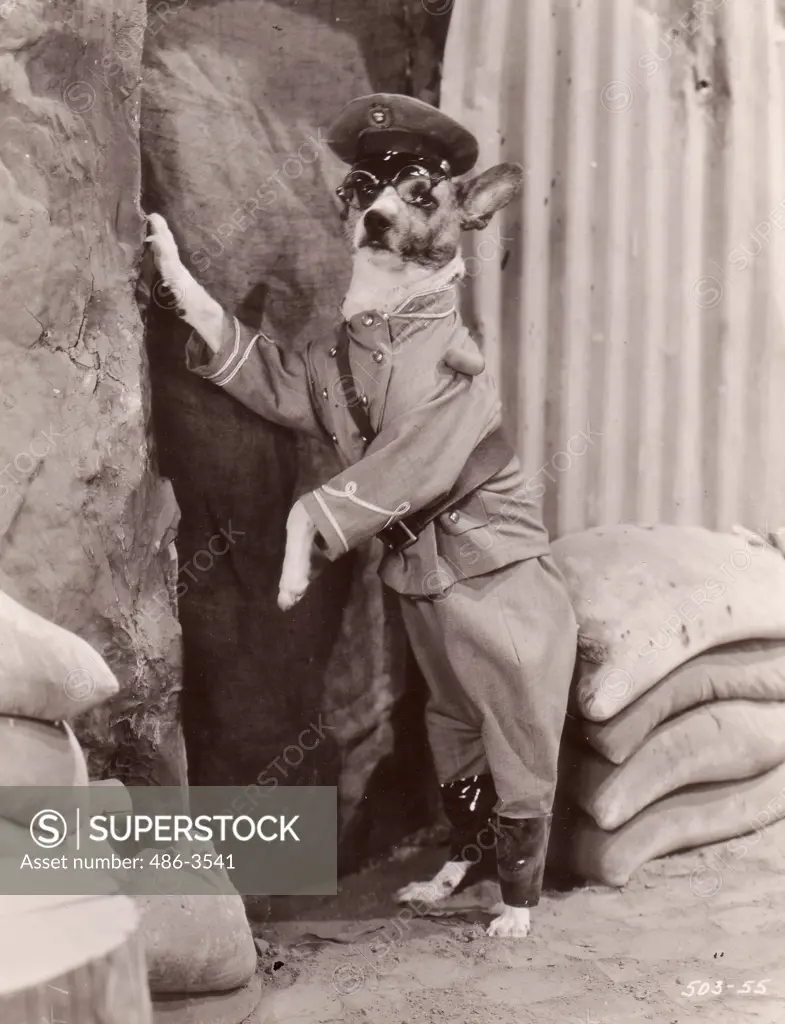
{"left": 0, "top": 0, "right": 185, "bottom": 785}
{"left": 141, "top": 0, "right": 449, "bottom": 865}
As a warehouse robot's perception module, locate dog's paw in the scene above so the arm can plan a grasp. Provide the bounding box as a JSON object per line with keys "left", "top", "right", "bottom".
{"left": 277, "top": 582, "right": 308, "bottom": 611}
{"left": 145, "top": 213, "right": 186, "bottom": 293}
{"left": 145, "top": 213, "right": 178, "bottom": 262}
{"left": 486, "top": 905, "right": 531, "bottom": 938}
{"left": 277, "top": 560, "right": 311, "bottom": 609}
{"left": 394, "top": 860, "right": 470, "bottom": 906}
{"left": 278, "top": 502, "right": 319, "bottom": 611}
{"left": 394, "top": 879, "right": 452, "bottom": 905}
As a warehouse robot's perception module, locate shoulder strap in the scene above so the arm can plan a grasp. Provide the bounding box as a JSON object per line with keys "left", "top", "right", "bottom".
{"left": 334, "top": 324, "right": 376, "bottom": 445}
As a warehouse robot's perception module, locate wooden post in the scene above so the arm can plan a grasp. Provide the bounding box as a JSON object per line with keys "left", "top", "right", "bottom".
{"left": 0, "top": 894, "right": 153, "bottom": 1023}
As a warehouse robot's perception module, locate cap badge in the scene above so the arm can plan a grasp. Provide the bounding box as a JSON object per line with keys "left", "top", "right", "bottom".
{"left": 368, "top": 103, "right": 392, "bottom": 128}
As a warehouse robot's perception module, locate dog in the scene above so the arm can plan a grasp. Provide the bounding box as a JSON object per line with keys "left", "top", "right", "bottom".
{"left": 145, "top": 159, "right": 519, "bottom": 612}
{"left": 146, "top": 93, "right": 577, "bottom": 938}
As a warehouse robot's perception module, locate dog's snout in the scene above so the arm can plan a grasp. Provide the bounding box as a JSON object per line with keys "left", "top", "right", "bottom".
{"left": 364, "top": 209, "right": 392, "bottom": 238}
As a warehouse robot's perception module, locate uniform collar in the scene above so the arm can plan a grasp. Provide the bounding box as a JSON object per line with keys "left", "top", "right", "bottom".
{"left": 343, "top": 284, "right": 459, "bottom": 348}
{"left": 392, "top": 283, "right": 459, "bottom": 317}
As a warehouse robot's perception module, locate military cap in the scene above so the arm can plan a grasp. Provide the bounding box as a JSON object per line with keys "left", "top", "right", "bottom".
{"left": 327, "top": 93, "right": 479, "bottom": 176}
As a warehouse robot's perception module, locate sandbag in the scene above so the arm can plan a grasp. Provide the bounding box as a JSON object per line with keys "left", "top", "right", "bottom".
{"left": 570, "top": 760, "right": 785, "bottom": 886}
{"left": 0, "top": 720, "right": 90, "bottom": 831}
{"left": 551, "top": 524, "right": 785, "bottom": 721}
{"left": 150, "top": 977, "right": 262, "bottom": 1024}
{"left": 0, "top": 589, "right": 118, "bottom": 719}
{"left": 136, "top": 891, "right": 257, "bottom": 994}
{"left": 0, "top": 718, "right": 88, "bottom": 787}
{"left": 0, "top": 825, "right": 120, "bottom": 898}
{"left": 572, "top": 701, "right": 785, "bottom": 829}
{"left": 582, "top": 639, "right": 785, "bottom": 763}
{"left": 89, "top": 779, "right": 134, "bottom": 819}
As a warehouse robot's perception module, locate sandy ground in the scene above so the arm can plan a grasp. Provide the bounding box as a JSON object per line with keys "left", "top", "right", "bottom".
{"left": 245, "top": 818, "right": 785, "bottom": 1024}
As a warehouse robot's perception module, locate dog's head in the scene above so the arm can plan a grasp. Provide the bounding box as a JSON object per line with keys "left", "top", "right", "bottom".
{"left": 338, "top": 155, "right": 523, "bottom": 270}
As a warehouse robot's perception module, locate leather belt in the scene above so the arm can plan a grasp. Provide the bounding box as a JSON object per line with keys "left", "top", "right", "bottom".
{"left": 376, "top": 427, "right": 514, "bottom": 554}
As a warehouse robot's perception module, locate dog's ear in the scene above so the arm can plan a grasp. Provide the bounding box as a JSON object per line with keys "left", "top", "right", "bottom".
{"left": 456, "top": 162, "right": 523, "bottom": 231}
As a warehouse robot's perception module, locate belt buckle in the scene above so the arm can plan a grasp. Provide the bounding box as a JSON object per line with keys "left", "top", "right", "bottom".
{"left": 383, "top": 520, "right": 419, "bottom": 553}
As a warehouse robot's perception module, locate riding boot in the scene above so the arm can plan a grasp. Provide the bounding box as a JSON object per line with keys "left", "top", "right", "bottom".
{"left": 495, "top": 813, "right": 552, "bottom": 908}
{"left": 440, "top": 774, "right": 498, "bottom": 882}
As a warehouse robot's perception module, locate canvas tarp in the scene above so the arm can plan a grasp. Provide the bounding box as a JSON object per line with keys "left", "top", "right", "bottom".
{"left": 141, "top": 0, "right": 450, "bottom": 866}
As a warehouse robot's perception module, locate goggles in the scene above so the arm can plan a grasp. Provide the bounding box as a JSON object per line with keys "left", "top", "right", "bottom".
{"left": 336, "top": 154, "right": 451, "bottom": 211}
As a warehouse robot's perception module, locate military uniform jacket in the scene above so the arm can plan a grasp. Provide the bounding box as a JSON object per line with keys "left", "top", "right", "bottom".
{"left": 185, "top": 285, "right": 550, "bottom": 598}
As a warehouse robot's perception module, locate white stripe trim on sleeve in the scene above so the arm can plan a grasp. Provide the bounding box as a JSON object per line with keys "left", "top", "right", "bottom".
{"left": 321, "top": 482, "right": 411, "bottom": 529}
{"left": 313, "top": 489, "right": 350, "bottom": 554}
{"left": 206, "top": 316, "right": 241, "bottom": 382}
{"left": 217, "top": 326, "right": 262, "bottom": 387}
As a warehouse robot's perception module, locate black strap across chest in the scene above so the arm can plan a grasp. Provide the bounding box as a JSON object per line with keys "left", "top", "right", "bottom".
{"left": 334, "top": 323, "right": 377, "bottom": 442}
{"left": 331, "top": 323, "right": 514, "bottom": 555}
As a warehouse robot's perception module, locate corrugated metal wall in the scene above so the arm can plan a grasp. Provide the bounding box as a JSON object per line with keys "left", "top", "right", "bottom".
{"left": 442, "top": 0, "right": 785, "bottom": 540}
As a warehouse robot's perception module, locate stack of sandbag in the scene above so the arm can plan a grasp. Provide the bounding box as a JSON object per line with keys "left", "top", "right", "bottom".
{"left": 551, "top": 523, "right": 785, "bottom": 886}
{"left": 0, "top": 587, "right": 261, "bottom": 1021}
{"left": 0, "top": 586, "right": 119, "bottom": 849}
{"left": 0, "top": 590, "right": 154, "bottom": 1019}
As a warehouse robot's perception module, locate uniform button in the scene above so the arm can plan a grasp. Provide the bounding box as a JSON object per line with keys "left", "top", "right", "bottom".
{"left": 331, "top": 434, "right": 338, "bottom": 443}
{"left": 360, "top": 435, "right": 368, "bottom": 443}
{"left": 360, "top": 395, "right": 369, "bottom": 407}
{"left": 448, "top": 511, "right": 460, "bottom": 523}
{"left": 362, "top": 314, "right": 375, "bottom": 327}
{"left": 372, "top": 351, "right": 384, "bottom": 364}
{"left": 329, "top": 346, "right": 337, "bottom": 357}
{"left": 321, "top": 387, "right": 329, "bottom": 399}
